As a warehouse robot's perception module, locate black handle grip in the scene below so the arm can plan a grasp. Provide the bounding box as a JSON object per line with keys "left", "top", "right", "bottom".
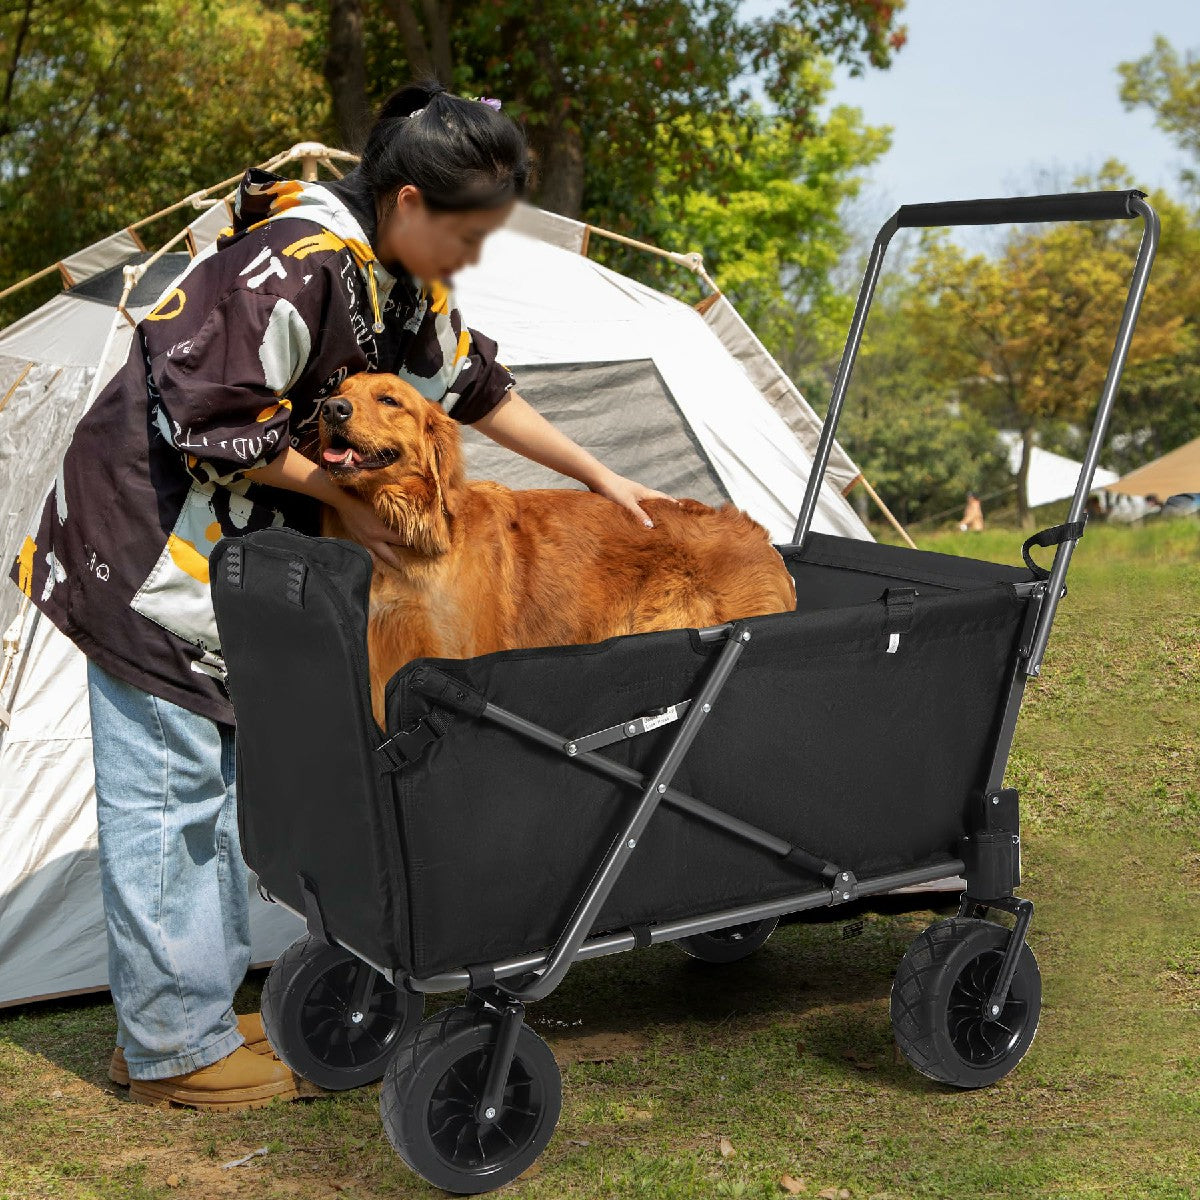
{"left": 894, "top": 189, "right": 1146, "bottom": 230}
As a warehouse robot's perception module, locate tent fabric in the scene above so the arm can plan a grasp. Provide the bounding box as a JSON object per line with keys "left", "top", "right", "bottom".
{"left": 58, "top": 229, "right": 145, "bottom": 288}
{"left": 699, "top": 295, "right": 861, "bottom": 497}
{"left": 453, "top": 221, "right": 868, "bottom": 543}
{"left": 460, "top": 360, "right": 731, "bottom": 508}
{"left": 1107, "top": 435, "right": 1200, "bottom": 498}
{"left": 0, "top": 188, "right": 871, "bottom": 1007}
{"left": 1000, "top": 433, "right": 1118, "bottom": 509}
{"left": 0, "top": 613, "right": 304, "bottom": 1008}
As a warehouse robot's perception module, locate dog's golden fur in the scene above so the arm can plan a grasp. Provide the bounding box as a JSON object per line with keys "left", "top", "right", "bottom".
{"left": 319, "top": 373, "right": 796, "bottom": 721}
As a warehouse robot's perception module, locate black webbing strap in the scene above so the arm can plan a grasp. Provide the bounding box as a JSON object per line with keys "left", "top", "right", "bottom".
{"left": 882, "top": 587, "right": 917, "bottom": 653}
{"left": 883, "top": 588, "right": 917, "bottom": 633}
{"left": 376, "top": 708, "right": 452, "bottom": 773}
{"left": 629, "top": 924, "right": 653, "bottom": 949}
{"left": 1022, "top": 517, "right": 1087, "bottom": 580}
{"left": 409, "top": 666, "right": 487, "bottom": 717}
{"left": 298, "top": 872, "right": 332, "bottom": 943}
{"left": 466, "top": 963, "right": 497, "bottom": 989}
{"left": 285, "top": 558, "right": 306, "bottom": 607}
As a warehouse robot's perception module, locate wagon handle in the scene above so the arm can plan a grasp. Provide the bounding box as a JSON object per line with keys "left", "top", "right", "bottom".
{"left": 792, "top": 189, "right": 1160, "bottom": 676}
{"left": 891, "top": 189, "right": 1146, "bottom": 230}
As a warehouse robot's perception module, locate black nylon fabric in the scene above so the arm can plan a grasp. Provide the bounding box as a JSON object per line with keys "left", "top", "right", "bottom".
{"left": 386, "top": 575, "right": 1028, "bottom": 977}
{"left": 784, "top": 533, "right": 1034, "bottom": 612}
{"left": 214, "top": 530, "right": 1031, "bottom": 981}
{"left": 210, "top": 531, "right": 409, "bottom": 969}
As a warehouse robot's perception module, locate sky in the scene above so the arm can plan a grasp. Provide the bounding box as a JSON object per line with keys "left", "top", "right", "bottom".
{"left": 748, "top": 0, "right": 1200, "bottom": 237}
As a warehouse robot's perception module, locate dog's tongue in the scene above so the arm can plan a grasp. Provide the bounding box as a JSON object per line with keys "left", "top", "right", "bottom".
{"left": 323, "top": 446, "right": 361, "bottom": 467}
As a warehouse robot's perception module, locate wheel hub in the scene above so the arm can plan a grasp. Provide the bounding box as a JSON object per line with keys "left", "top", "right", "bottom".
{"left": 428, "top": 1048, "right": 541, "bottom": 1173}
{"left": 947, "top": 948, "right": 1029, "bottom": 1068}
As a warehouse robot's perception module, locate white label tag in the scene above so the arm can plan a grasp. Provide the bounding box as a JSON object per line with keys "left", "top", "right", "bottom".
{"left": 886, "top": 632, "right": 901, "bottom": 654}
{"left": 642, "top": 705, "right": 679, "bottom": 731}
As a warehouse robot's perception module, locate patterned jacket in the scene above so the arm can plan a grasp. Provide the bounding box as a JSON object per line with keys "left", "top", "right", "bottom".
{"left": 14, "top": 168, "right": 515, "bottom": 723}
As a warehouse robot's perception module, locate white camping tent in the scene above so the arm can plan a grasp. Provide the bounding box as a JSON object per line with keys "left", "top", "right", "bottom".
{"left": 0, "top": 145, "right": 873, "bottom": 1008}
{"left": 1000, "top": 433, "right": 1119, "bottom": 510}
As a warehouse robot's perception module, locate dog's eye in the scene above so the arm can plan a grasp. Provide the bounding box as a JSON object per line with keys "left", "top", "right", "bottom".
{"left": 378, "top": 395, "right": 400, "bottom": 407}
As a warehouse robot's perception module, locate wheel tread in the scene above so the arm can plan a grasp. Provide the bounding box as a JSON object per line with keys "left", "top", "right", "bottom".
{"left": 890, "top": 917, "right": 1041, "bottom": 1088}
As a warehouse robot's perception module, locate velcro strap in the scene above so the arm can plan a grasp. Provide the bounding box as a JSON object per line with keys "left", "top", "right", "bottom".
{"left": 1022, "top": 517, "right": 1087, "bottom": 580}
{"left": 629, "top": 923, "right": 653, "bottom": 949}
{"left": 466, "top": 962, "right": 497, "bottom": 989}
{"left": 376, "top": 710, "right": 450, "bottom": 773}
{"left": 409, "top": 666, "right": 487, "bottom": 717}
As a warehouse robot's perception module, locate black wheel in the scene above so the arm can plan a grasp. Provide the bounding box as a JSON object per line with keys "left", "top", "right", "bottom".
{"left": 891, "top": 917, "right": 1041, "bottom": 1088}
{"left": 380, "top": 1006, "right": 562, "bottom": 1194}
{"left": 676, "top": 917, "right": 779, "bottom": 963}
{"left": 260, "top": 934, "right": 422, "bottom": 1090}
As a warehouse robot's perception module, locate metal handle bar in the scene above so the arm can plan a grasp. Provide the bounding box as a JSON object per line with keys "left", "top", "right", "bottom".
{"left": 792, "top": 191, "right": 1160, "bottom": 676}
{"left": 892, "top": 189, "right": 1145, "bottom": 231}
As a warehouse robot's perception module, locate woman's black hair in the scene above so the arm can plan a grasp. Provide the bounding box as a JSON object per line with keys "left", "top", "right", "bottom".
{"left": 360, "top": 80, "right": 530, "bottom": 214}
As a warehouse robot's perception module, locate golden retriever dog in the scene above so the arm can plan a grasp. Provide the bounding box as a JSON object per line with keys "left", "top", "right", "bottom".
{"left": 318, "top": 373, "right": 796, "bottom": 721}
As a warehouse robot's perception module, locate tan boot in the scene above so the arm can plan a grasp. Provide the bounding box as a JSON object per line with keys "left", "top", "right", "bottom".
{"left": 108, "top": 1012, "right": 272, "bottom": 1088}
{"left": 129, "top": 1045, "right": 299, "bottom": 1112}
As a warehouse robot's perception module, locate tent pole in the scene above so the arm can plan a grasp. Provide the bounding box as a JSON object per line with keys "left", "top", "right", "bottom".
{"left": 0, "top": 143, "right": 361, "bottom": 309}
{"left": 582, "top": 224, "right": 719, "bottom": 294}
{"left": 849, "top": 475, "right": 917, "bottom": 549}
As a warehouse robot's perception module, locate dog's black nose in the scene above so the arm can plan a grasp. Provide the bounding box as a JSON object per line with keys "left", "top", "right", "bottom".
{"left": 321, "top": 396, "right": 352, "bottom": 424}
{"left": 322, "top": 396, "right": 352, "bottom": 424}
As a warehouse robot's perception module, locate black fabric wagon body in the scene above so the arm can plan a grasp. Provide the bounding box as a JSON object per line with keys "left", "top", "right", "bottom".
{"left": 213, "top": 529, "right": 1033, "bottom": 980}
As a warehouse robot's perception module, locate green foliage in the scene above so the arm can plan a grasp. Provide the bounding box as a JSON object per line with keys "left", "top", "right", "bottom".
{"left": 800, "top": 266, "right": 1012, "bottom": 526}
{"left": 589, "top": 66, "right": 890, "bottom": 365}
{"left": 0, "top": 0, "right": 328, "bottom": 323}
{"left": 1119, "top": 35, "right": 1200, "bottom": 193}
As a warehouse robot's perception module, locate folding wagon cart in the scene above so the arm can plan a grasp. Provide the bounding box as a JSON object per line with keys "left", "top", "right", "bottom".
{"left": 211, "top": 190, "right": 1158, "bottom": 1194}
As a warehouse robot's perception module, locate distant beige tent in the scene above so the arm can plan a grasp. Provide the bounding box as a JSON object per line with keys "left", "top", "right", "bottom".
{"left": 1108, "top": 435, "right": 1200, "bottom": 498}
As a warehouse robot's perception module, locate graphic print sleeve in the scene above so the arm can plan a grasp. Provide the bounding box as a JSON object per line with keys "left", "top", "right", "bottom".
{"left": 149, "top": 282, "right": 320, "bottom": 486}
{"left": 396, "top": 281, "right": 516, "bottom": 425}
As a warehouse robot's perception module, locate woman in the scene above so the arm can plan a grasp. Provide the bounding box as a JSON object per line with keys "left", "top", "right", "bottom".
{"left": 17, "top": 81, "right": 670, "bottom": 1110}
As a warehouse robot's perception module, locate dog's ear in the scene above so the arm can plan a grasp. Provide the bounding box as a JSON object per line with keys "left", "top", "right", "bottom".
{"left": 374, "top": 476, "right": 451, "bottom": 557}
{"left": 425, "top": 401, "right": 464, "bottom": 517}
{"left": 371, "top": 403, "right": 463, "bottom": 557}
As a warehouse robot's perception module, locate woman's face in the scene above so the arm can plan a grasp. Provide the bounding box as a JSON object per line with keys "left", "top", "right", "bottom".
{"left": 376, "top": 185, "right": 513, "bottom": 282}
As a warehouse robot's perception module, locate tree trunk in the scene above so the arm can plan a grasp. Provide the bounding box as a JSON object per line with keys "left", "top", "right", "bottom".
{"left": 325, "top": 0, "right": 372, "bottom": 151}
{"left": 1017, "top": 425, "right": 1034, "bottom": 529}
{"left": 530, "top": 119, "right": 585, "bottom": 219}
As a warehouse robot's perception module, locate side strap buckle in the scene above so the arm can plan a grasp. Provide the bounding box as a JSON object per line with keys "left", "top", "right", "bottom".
{"left": 1022, "top": 515, "right": 1087, "bottom": 580}
{"left": 376, "top": 709, "right": 451, "bottom": 773}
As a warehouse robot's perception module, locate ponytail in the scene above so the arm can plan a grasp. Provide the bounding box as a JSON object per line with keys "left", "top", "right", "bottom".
{"left": 360, "top": 79, "right": 530, "bottom": 213}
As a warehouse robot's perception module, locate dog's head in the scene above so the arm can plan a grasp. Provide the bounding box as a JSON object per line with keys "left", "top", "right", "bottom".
{"left": 319, "top": 373, "right": 464, "bottom": 556}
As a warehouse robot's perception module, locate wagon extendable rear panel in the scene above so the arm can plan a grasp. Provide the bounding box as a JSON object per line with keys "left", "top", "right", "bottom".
{"left": 211, "top": 187, "right": 1160, "bottom": 1194}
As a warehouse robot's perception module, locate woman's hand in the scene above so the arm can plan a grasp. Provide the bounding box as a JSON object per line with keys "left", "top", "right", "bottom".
{"left": 589, "top": 469, "right": 677, "bottom": 528}
{"left": 333, "top": 492, "right": 407, "bottom": 568}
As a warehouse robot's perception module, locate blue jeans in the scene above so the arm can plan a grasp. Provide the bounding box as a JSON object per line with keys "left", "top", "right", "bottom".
{"left": 87, "top": 661, "right": 250, "bottom": 1080}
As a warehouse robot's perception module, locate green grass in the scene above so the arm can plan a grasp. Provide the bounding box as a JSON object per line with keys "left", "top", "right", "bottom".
{"left": 2, "top": 520, "right": 1197, "bottom": 1200}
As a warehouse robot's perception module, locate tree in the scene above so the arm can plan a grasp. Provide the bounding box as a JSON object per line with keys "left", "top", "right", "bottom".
{"left": 794, "top": 261, "right": 1012, "bottom": 529}
{"left": 598, "top": 71, "right": 890, "bottom": 371}
{"left": 324, "top": 0, "right": 907, "bottom": 219}
{"left": 1119, "top": 36, "right": 1200, "bottom": 194}
{"left": 1, "top": 1, "right": 328, "bottom": 322}
{"left": 904, "top": 201, "right": 1187, "bottom": 526}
